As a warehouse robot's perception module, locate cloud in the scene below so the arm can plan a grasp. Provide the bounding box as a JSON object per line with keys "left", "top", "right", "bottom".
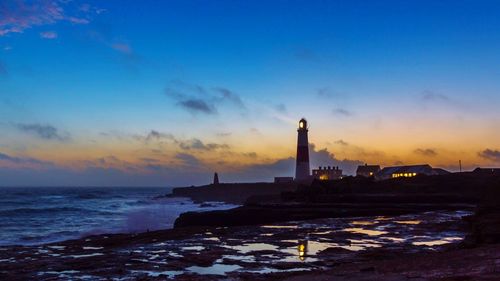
{"left": 309, "top": 143, "right": 363, "bottom": 175}
{"left": 226, "top": 157, "right": 295, "bottom": 182}
{"left": 175, "top": 152, "right": 202, "bottom": 168}
{"left": 179, "top": 138, "right": 229, "bottom": 151}
{"left": 316, "top": 87, "right": 344, "bottom": 99}
{"left": 421, "top": 90, "right": 450, "bottom": 102}
{"left": 15, "top": 123, "right": 69, "bottom": 141}
{"left": 165, "top": 81, "right": 246, "bottom": 115}
{"left": 111, "top": 43, "right": 133, "bottom": 55}
{"left": 179, "top": 99, "right": 217, "bottom": 115}
{"left": 216, "top": 132, "right": 232, "bottom": 137}
{"left": 478, "top": 149, "right": 500, "bottom": 162}
{"left": 274, "top": 103, "right": 287, "bottom": 113}
{"left": 40, "top": 31, "right": 57, "bottom": 39}
{"left": 0, "top": 151, "right": 51, "bottom": 166}
{"left": 334, "top": 139, "right": 349, "bottom": 146}
{"left": 132, "top": 130, "right": 174, "bottom": 143}
{"left": 0, "top": 0, "right": 99, "bottom": 36}
{"left": 213, "top": 87, "right": 246, "bottom": 110}
{"left": 414, "top": 148, "right": 438, "bottom": 157}
{"left": 67, "top": 17, "right": 89, "bottom": 24}
{"left": 333, "top": 108, "right": 353, "bottom": 117}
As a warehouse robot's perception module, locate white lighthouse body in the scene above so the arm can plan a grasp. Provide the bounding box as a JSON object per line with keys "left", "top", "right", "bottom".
{"left": 295, "top": 118, "right": 310, "bottom": 181}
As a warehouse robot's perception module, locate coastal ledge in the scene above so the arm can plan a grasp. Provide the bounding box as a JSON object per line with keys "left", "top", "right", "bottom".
{"left": 170, "top": 182, "right": 298, "bottom": 204}
{"left": 174, "top": 200, "right": 475, "bottom": 228}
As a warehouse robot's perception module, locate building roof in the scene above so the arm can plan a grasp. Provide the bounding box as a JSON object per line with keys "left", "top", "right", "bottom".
{"left": 432, "top": 168, "right": 451, "bottom": 175}
{"left": 356, "top": 164, "right": 381, "bottom": 173}
{"left": 378, "top": 164, "right": 433, "bottom": 177}
{"left": 473, "top": 167, "right": 500, "bottom": 173}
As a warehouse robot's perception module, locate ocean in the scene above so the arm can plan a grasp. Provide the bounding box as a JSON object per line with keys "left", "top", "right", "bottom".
{"left": 0, "top": 186, "right": 237, "bottom": 246}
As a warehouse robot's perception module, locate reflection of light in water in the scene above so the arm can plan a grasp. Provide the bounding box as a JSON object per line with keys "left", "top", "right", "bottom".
{"left": 130, "top": 270, "right": 183, "bottom": 278}
{"left": 412, "top": 237, "right": 462, "bottom": 246}
{"left": 312, "top": 230, "right": 334, "bottom": 235}
{"left": 243, "top": 267, "right": 312, "bottom": 274}
{"left": 203, "top": 237, "right": 220, "bottom": 242}
{"left": 220, "top": 254, "right": 256, "bottom": 263}
{"left": 394, "top": 220, "right": 421, "bottom": 225}
{"left": 298, "top": 240, "right": 307, "bottom": 261}
{"left": 283, "top": 240, "right": 369, "bottom": 255}
{"left": 181, "top": 246, "right": 205, "bottom": 251}
{"left": 226, "top": 243, "right": 279, "bottom": 254}
{"left": 351, "top": 221, "right": 376, "bottom": 226}
{"left": 261, "top": 225, "right": 298, "bottom": 229}
{"left": 187, "top": 264, "right": 242, "bottom": 275}
{"left": 343, "top": 228, "right": 388, "bottom": 236}
{"left": 384, "top": 237, "right": 406, "bottom": 242}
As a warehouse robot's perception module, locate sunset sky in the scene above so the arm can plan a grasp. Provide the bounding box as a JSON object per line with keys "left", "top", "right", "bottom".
{"left": 1, "top": 0, "right": 500, "bottom": 186}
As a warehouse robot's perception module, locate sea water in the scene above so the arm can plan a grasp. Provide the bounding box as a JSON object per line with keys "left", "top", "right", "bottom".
{"left": 0, "top": 186, "right": 237, "bottom": 246}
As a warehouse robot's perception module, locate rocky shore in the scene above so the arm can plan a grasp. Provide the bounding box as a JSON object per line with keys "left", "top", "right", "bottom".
{"left": 2, "top": 210, "right": 491, "bottom": 280}
{"left": 1, "top": 172, "right": 499, "bottom": 280}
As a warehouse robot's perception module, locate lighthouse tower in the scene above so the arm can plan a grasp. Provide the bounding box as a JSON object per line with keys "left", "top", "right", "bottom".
{"left": 295, "top": 118, "right": 310, "bottom": 181}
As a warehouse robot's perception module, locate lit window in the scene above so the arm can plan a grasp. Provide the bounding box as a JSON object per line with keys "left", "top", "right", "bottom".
{"left": 413, "top": 173, "right": 417, "bottom": 176}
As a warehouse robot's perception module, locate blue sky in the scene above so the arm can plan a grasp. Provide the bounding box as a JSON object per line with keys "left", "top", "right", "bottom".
{"left": 1, "top": 0, "right": 500, "bottom": 186}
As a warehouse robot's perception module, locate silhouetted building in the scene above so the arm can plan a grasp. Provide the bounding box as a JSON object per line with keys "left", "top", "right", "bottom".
{"left": 295, "top": 118, "right": 310, "bottom": 181}
{"left": 376, "top": 164, "right": 450, "bottom": 180}
{"left": 356, "top": 164, "right": 381, "bottom": 177}
{"left": 312, "top": 166, "right": 343, "bottom": 180}
{"left": 473, "top": 167, "right": 500, "bottom": 175}
{"left": 274, "top": 177, "right": 294, "bottom": 183}
{"left": 213, "top": 172, "right": 219, "bottom": 185}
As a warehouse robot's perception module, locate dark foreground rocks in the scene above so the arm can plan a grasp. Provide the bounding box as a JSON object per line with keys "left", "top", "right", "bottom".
{"left": 2, "top": 210, "right": 493, "bottom": 281}
{"left": 174, "top": 198, "right": 474, "bottom": 228}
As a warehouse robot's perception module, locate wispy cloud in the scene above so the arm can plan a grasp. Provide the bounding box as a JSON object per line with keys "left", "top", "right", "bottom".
{"left": 333, "top": 108, "right": 353, "bottom": 117}
{"left": 0, "top": 151, "right": 52, "bottom": 166}
{"left": 213, "top": 87, "right": 247, "bottom": 110}
{"left": 216, "top": 132, "right": 232, "bottom": 137}
{"left": 309, "top": 143, "right": 364, "bottom": 175}
{"left": 414, "top": 148, "right": 438, "bottom": 157}
{"left": 335, "top": 139, "right": 349, "bottom": 146}
{"left": 179, "top": 138, "right": 229, "bottom": 151}
{"left": 0, "top": 0, "right": 99, "bottom": 36}
{"left": 165, "top": 81, "right": 246, "bottom": 116}
{"left": 179, "top": 99, "right": 217, "bottom": 115}
{"left": 175, "top": 152, "right": 202, "bottom": 168}
{"left": 274, "top": 103, "right": 287, "bottom": 113}
{"left": 111, "top": 42, "right": 133, "bottom": 55}
{"left": 421, "top": 90, "right": 450, "bottom": 102}
{"left": 478, "top": 149, "right": 500, "bottom": 162}
{"left": 15, "top": 123, "right": 70, "bottom": 141}
{"left": 40, "top": 30, "right": 57, "bottom": 39}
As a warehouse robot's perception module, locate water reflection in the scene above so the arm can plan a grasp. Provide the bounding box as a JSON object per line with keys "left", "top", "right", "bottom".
{"left": 298, "top": 240, "right": 307, "bottom": 261}
{"left": 394, "top": 220, "right": 421, "bottom": 225}
{"left": 126, "top": 210, "right": 470, "bottom": 278}
{"left": 343, "top": 227, "right": 388, "bottom": 236}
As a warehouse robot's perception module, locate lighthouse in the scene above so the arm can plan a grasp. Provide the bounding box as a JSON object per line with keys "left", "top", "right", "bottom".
{"left": 295, "top": 118, "right": 310, "bottom": 181}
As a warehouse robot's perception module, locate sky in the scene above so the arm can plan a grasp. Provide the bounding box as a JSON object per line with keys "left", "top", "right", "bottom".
{"left": 1, "top": 0, "right": 500, "bottom": 186}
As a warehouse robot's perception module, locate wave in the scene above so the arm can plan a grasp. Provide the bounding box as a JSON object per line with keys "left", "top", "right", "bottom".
{"left": 0, "top": 207, "right": 93, "bottom": 216}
